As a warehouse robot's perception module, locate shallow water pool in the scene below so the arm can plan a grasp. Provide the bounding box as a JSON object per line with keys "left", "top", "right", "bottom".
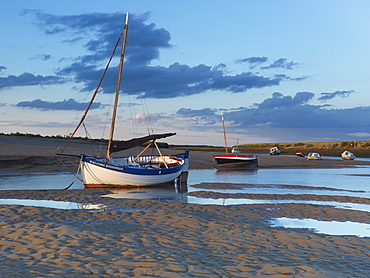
{"left": 270, "top": 217, "right": 370, "bottom": 237}
{"left": 1, "top": 166, "right": 370, "bottom": 237}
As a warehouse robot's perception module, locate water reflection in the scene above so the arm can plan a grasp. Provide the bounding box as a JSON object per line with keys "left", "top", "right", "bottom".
{"left": 0, "top": 173, "right": 83, "bottom": 190}
{"left": 271, "top": 217, "right": 370, "bottom": 237}
{"left": 189, "top": 168, "right": 370, "bottom": 194}
{"left": 0, "top": 198, "right": 104, "bottom": 210}
{"left": 105, "top": 186, "right": 188, "bottom": 203}
{"left": 186, "top": 197, "right": 370, "bottom": 212}
{"left": 1, "top": 167, "right": 370, "bottom": 238}
{"left": 215, "top": 169, "right": 258, "bottom": 175}
{"left": 1, "top": 167, "right": 370, "bottom": 208}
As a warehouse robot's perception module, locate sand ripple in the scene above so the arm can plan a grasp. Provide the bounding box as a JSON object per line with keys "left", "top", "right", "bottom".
{"left": 1, "top": 189, "right": 370, "bottom": 277}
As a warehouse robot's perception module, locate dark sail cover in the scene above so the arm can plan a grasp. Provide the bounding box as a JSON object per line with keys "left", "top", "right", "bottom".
{"left": 110, "top": 132, "right": 176, "bottom": 154}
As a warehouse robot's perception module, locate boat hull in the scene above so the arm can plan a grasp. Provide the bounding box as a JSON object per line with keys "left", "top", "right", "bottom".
{"left": 214, "top": 154, "right": 258, "bottom": 169}
{"left": 307, "top": 153, "right": 322, "bottom": 160}
{"left": 341, "top": 151, "right": 355, "bottom": 160}
{"left": 307, "top": 157, "right": 322, "bottom": 160}
{"left": 80, "top": 155, "right": 185, "bottom": 188}
{"left": 269, "top": 147, "right": 280, "bottom": 155}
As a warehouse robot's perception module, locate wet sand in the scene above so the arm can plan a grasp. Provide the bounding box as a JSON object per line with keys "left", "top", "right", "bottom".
{"left": 1, "top": 135, "right": 370, "bottom": 277}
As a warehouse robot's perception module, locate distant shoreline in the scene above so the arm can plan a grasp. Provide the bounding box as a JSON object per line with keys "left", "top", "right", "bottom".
{"left": 1, "top": 134, "right": 370, "bottom": 175}
{"left": 2, "top": 132, "right": 370, "bottom": 157}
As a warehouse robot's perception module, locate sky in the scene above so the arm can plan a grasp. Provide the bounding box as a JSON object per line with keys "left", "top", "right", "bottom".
{"left": 2, "top": 0, "right": 370, "bottom": 146}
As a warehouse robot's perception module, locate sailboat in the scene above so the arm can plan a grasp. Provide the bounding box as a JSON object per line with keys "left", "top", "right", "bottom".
{"left": 213, "top": 114, "right": 258, "bottom": 169}
{"left": 58, "top": 13, "right": 189, "bottom": 188}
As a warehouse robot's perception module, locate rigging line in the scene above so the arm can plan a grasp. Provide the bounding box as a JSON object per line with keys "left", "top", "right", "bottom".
{"left": 55, "top": 154, "right": 82, "bottom": 184}
{"left": 82, "top": 122, "right": 92, "bottom": 139}
{"left": 126, "top": 86, "right": 140, "bottom": 150}
{"left": 65, "top": 83, "right": 98, "bottom": 139}
{"left": 82, "top": 122, "right": 98, "bottom": 157}
{"left": 133, "top": 70, "right": 151, "bottom": 134}
{"left": 101, "top": 84, "right": 115, "bottom": 151}
{"left": 141, "top": 96, "right": 154, "bottom": 134}
{"left": 62, "top": 33, "right": 123, "bottom": 151}
{"left": 124, "top": 36, "right": 141, "bottom": 153}
{"left": 126, "top": 63, "right": 137, "bottom": 138}
{"left": 126, "top": 34, "right": 154, "bottom": 136}
{"left": 133, "top": 64, "right": 153, "bottom": 134}
{"left": 129, "top": 95, "right": 138, "bottom": 140}
{"left": 124, "top": 37, "right": 139, "bottom": 140}
{"left": 63, "top": 159, "right": 82, "bottom": 190}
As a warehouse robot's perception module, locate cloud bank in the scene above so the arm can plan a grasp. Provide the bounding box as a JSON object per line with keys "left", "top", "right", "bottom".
{"left": 16, "top": 98, "right": 101, "bottom": 111}
{"left": 175, "top": 91, "right": 370, "bottom": 137}
{"left": 1, "top": 11, "right": 303, "bottom": 100}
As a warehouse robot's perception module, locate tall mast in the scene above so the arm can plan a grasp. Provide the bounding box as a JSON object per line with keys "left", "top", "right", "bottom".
{"left": 107, "top": 12, "right": 129, "bottom": 161}
{"left": 221, "top": 113, "right": 228, "bottom": 154}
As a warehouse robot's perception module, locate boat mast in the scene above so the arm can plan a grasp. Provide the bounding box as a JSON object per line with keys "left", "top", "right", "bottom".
{"left": 107, "top": 12, "right": 129, "bottom": 161}
{"left": 221, "top": 113, "right": 228, "bottom": 154}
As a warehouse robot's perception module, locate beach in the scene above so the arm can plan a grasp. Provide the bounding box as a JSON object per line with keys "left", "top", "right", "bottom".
{"left": 1, "top": 135, "right": 370, "bottom": 277}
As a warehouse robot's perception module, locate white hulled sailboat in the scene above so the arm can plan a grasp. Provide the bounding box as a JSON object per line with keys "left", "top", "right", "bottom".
{"left": 58, "top": 13, "right": 188, "bottom": 188}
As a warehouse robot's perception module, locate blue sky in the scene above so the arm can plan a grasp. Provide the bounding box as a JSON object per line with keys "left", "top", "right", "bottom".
{"left": 2, "top": 0, "right": 370, "bottom": 146}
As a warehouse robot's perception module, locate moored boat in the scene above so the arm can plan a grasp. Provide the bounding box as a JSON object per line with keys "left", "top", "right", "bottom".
{"left": 213, "top": 114, "right": 258, "bottom": 169}
{"left": 341, "top": 150, "right": 356, "bottom": 160}
{"left": 213, "top": 154, "right": 258, "bottom": 168}
{"left": 231, "top": 147, "right": 241, "bottom": 154}
{"left": 270, "top": 147, "right": 280, "bottom": 155}
{"left": 58, "top": 13, "right": 188, "bottom": 188}
{"left": 307, "top": 153, "right": 322, "bottom": 160}
{"left": 231, "top": 139, "right": 241, "bottom": 153}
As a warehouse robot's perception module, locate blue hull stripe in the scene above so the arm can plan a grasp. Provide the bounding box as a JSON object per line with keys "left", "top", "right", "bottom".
{"left": 82, "top": 156, "right": 183, "bottom": 175}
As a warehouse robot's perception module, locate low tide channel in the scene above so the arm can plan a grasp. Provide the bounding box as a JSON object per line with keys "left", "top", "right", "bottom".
{"left": 1, "top": 165, "right": 370, "bottom": 237}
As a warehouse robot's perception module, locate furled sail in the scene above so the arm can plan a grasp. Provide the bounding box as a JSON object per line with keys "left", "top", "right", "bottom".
{"left": 110, "top": 132, "right": 176, "bottom": 154}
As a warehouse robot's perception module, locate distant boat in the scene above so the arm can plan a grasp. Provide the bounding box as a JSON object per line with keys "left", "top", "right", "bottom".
{"left": 231, "top": 139, "right": 241, "bottom": 154}
{"left": 341, "top": 150, "right": 356, "bottom": 160}
{"left": 58, "top": 13, "right": 189, "bottom": 188}
{"left": 270, "top": 147, "right": 280, "bottom": 155}
{"left": 231, "top": 148, "right": 241, "bottom": 154}
{"left": 307, "top": 153, "right": 322, "bottom": 160}
{"left": 213, "top": 114, "right": 258, "bottom": 169}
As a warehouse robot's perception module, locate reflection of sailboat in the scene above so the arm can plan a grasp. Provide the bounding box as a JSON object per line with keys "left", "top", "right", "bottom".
{"left": 58, "top": 13, "right": 189, "bottom": 188}
{"left": 213, "top": 114, "right": 258, "bottom": 169}
{"left": 103, "top": 186, "right": 188, "bottom": 203}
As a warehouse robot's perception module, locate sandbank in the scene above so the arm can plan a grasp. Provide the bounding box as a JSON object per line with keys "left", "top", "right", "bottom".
{"left": 1, "top": 135, "right": 370, "bottom": 277}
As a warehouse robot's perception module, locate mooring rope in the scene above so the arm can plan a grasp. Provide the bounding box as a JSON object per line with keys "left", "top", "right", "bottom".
{"left": 63, "top": 159, "right": 82, "bottom": 190}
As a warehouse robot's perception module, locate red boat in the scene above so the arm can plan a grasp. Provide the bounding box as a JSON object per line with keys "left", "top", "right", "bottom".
{"left": 213, "top": 114, "right": 258, "bottom": 169}
{"left": 214, "top": 154, "right": 258, "bottom": 168}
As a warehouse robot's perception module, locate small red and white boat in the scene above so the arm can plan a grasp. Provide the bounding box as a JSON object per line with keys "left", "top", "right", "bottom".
{"left": 213, "top": 114, "right": 258, "bottom": 169}
{"left": 214, "top": 154, "right": 258, "bottom": 168}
